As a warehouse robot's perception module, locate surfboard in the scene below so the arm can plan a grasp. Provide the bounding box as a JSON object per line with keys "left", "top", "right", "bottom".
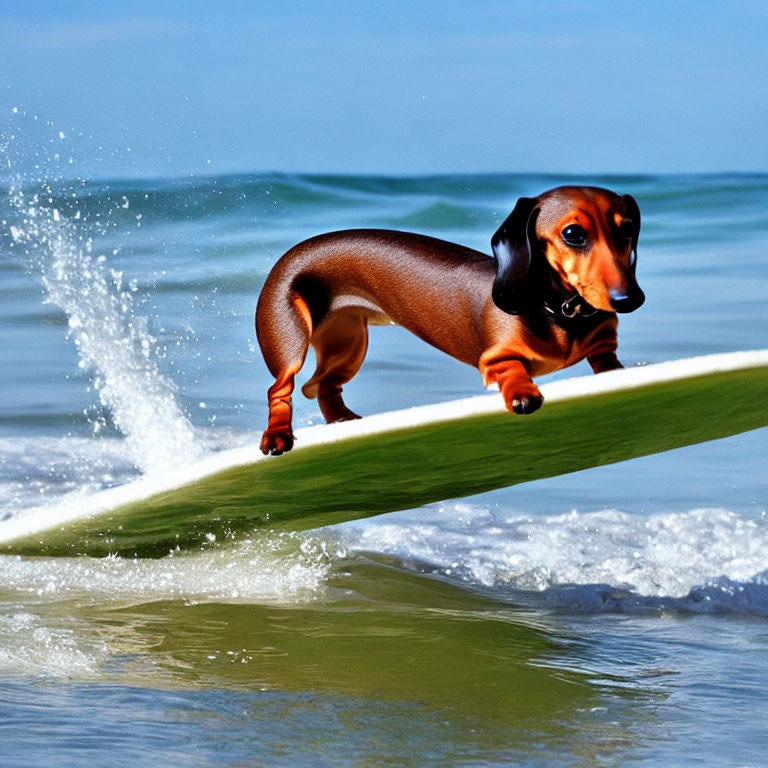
{"left": 1, "top": 350, "right": 767, "bottom": 558}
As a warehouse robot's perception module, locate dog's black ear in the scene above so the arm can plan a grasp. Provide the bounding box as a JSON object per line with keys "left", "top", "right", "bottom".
{"left": 491, "top": 197, "right": 540, "bottom": 314}
{"left": 621, "top": 194, "right": 641, "bottom": 271}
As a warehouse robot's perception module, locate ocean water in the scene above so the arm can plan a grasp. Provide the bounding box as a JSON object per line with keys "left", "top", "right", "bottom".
{"left": 1, "top": 129, "right": 767, "bottom": 766}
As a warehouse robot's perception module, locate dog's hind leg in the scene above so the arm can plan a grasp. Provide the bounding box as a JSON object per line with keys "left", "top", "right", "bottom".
{"left": 256, "top": 291, "right": 313, "bottom": 455}
{"left": 302, "top": 311, "right": 368, "bottom": 423}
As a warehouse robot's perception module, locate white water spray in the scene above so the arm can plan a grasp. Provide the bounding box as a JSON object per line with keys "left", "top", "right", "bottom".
{"left": 6, "top": 180, "right": 204, "bottom": 474}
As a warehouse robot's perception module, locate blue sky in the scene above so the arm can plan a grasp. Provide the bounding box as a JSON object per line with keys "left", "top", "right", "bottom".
{"left": 1, "top": 0, "right": 766, "bottom": 178}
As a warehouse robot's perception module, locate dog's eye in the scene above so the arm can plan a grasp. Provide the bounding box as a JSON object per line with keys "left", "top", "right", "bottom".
{"left": 561, "top": 225, "right": 587, "bottom": 248}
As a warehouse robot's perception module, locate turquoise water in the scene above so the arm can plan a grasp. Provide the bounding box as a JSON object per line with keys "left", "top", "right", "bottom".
{"left": 1, "top": 147, "right": 767, "bottom": 766}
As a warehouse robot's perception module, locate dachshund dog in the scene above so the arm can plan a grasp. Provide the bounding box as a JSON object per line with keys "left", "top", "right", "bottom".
{"left": 256, "top": 186, "right": 644, "bottom": 455}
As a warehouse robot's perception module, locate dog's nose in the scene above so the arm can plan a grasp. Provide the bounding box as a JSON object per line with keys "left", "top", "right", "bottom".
{"left": 609, "top": 287, "right": 645, "bottom": 313}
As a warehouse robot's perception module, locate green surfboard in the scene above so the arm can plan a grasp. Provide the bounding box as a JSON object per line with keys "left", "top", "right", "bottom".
{"left": 1, "top": 350, "right": 766, "bottom": 558}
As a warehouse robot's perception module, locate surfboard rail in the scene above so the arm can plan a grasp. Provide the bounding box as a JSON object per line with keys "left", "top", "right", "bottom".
{"left": 2, "top": 350, "right": 767, "bottom": 558}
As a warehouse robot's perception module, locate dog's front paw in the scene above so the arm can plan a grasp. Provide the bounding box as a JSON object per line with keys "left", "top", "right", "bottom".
{"left": 260, "top": 429, "right": 294, "bottom": 456}
{"left": 499, "top": 376, "right": 543, "bottom": 415}
{"left": 511, "top": 393, "right": 543, "bottom": 414}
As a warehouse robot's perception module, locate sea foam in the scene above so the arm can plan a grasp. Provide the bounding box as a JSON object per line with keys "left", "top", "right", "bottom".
{"left": 344, "top": 503, "right": 768, "bottom": 614}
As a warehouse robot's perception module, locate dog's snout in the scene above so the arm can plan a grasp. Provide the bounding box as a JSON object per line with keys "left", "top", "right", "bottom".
{"left": 609, "top": 286, "right": 645, "bottom": 313}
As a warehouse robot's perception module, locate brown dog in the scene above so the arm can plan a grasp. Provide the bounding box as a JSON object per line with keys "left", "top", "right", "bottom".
{"left": 256, "top": 186, "right": 644, "bottom": 455}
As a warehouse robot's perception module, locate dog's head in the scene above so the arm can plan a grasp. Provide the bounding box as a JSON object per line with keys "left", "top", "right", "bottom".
{"left": 491, "top": 186, "right": 644, "bottom": 315}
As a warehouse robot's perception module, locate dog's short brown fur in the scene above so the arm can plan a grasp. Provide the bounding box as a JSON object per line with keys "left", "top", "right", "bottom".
{"left": 256, "top": 186, "right": 644, "bottom": 455}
